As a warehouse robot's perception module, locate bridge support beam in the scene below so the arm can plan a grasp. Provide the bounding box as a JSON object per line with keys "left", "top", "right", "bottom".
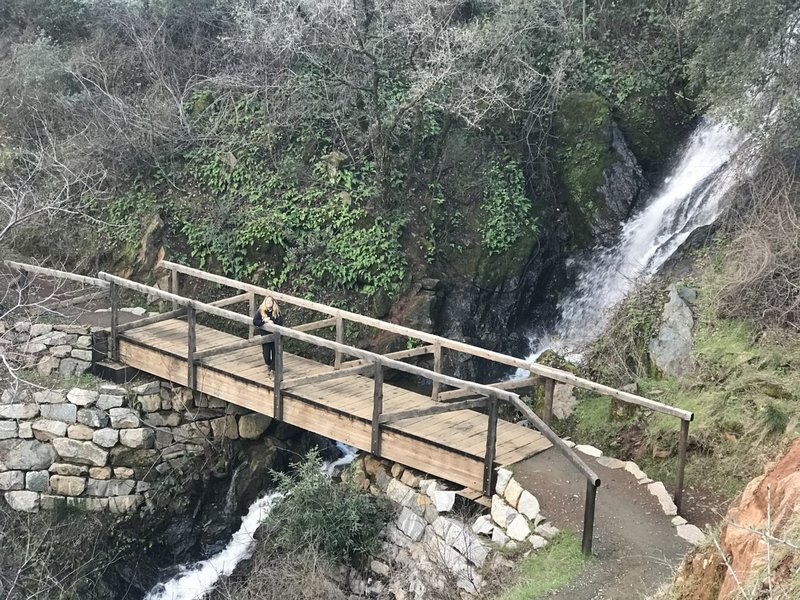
{"left": 675, "top": 419, "right": 689, "bottom": 514}
{"left": 582, "top": 479, "right": 597, "bottom": 556}
{"left": 482, "top": 397, "right": 498, "bottom": 496}
{"left": 431, "top": 342, "right": 442, "bottom": 401}
{"left": 109, "top": 281, "right": 119, "bottom": 362}
{"left": 273, "top": 332, "right": 284, "bottom": 420}
{"left": 187, "top": 306, "right": 197, "bottom": 392}
{"left": 542, "top": 378, "right": 555, "bottom": 426}
{"left": 371, "top": 363, "right": 383, "bottom": 455}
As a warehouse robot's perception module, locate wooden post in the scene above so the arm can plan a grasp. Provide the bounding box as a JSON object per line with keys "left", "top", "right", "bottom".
{"left": 273, "top": 332, "right": 284, "bottom": 420}
{"left": 171, "top": 268, "right": 179, "bottom": 311}
{"left": 109, "top": 281, "right": 119, "bottom": 362}
{"left": 582, "top": 479, "right": 597, "bottom": 556}
{"left": 431, "top": 342, "right": 442, "bottom": 401}
{"left": 372, "top": 362, "right": 384, "bottom": 455}
{"left": 675, "top": 419, "right": 690, "bottom": 514}
{"left": 334, "top": 315, "right": 343, "bottom": 369}
{"left": 248, "top": 292, "right": 256, "bottom": 339}
{"left": 542, "top": 378, "right": 555, "bottom": 426}
{"left": 187, "top": 305, "right": 197, "bottom": 392}
{"left": 482, "top": 396, "right": 498, "bottom": 496}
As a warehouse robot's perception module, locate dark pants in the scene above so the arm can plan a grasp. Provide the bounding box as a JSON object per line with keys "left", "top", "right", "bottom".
{"left": 261, "top": 341, "right": 275, "bottom": 368}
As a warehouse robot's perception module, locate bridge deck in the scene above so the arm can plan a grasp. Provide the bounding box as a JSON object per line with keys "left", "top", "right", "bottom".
{"left": 118, "top": 319, "right": 551, "bottom": 491}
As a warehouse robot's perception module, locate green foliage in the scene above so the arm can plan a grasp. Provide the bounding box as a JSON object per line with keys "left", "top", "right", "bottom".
{"left": 478, "top": 156, "right": 538, "bottom": 256}
{"left": 686, "top": 0, "right": 800, "bottom": 137}
{"left": 268, "top": 449, "right": 387, "bottom": 565}
{"left": 762, "top": 402, "right": 789, "bottom": 436}
{"left": 495, "top": 532, "right": 588, "bottom": 600}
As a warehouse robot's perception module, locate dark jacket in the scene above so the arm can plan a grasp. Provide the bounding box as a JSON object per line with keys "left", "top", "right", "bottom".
{"left": 253, "top": 308, "right": 284, "bottom": 334}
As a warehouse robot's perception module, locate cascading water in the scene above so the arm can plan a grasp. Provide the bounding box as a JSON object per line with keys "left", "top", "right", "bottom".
{"left": 526, "top": 119, "right": 745, "bottom": 361}
{"left": 144, "top": 443, "right": 357, "bottom": 600}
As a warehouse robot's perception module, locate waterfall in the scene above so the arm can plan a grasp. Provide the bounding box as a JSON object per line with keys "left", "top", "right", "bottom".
{"left": 526, "top": 119, "right": 745, "bottom": 361}
{"left": 144, "top": 443, "right": 358, "bottom": 600}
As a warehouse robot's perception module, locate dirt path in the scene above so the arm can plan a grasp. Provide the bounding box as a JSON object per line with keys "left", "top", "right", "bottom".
{"left": 512, "top": 451, "right": 692, "bottom": 599}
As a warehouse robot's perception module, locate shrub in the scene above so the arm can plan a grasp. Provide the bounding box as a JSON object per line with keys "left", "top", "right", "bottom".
{"left": 267, "top": 449, "right": 387, "bottom": 565}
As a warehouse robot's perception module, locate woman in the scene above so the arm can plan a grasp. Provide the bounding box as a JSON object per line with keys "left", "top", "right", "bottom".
{"left": 253, "top": 296, "right": 284, "bottom": 375}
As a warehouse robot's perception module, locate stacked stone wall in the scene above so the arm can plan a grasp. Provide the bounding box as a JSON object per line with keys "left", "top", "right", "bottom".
{"left": 0, "top": 319, "right": 275, "bottom": 514}
{"left": 342, "top": 457, "right": 561, "bottom": 599}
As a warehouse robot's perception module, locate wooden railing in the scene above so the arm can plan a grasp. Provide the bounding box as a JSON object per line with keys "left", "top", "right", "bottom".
{"left": 158, "top": 260, "right": 694, "bottom": 512}
{"left": 4, "top": 259, "right": 698, "bottom": 555}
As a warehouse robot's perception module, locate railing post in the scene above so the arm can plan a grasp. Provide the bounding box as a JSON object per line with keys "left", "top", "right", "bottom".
{"left": 273, "top": 331, "right": 283, "bottom": 420}
{"left": 334, "top": 315, "right": 343, "bottom": 369}
{"left": 542, "top": 377, "right": 555, "bottom": 426}
{"left": 187, "top": 305, "right": 196, "bottom": 392}
{"left": 482, "top": 396, "right": 499, "bottom": 496}
{"left": 431, "top": 342, "right": 442, "bottom": 401}
{"left": 109, "top": 281, "right": 119, "bottom": 362}
{"left": 675, "top": 419, "right": 690, "bottom": 514}
{"left": 171, "top": 268, "right": 179, "bottom": 311}
{"left": 248, "top": 292, "right": 256, "bottom": 339}
{"left": 371, "top": 362, "right": 384, "bottom": 455}
{"left": 582, "top": 479, "right": 597, "bottom": 556}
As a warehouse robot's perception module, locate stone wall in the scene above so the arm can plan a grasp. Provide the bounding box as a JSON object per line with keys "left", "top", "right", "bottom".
{"left": 343, "top": 456, "right": 561, "bottom": 599}
{"left": 0, "top": 319, "right": 274, "bottom": 514}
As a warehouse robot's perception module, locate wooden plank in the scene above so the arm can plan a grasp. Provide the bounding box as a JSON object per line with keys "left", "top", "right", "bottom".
{"left": 4, "top": 260, "right": 109, "bottom": 288}
{"left": 341, "top": 345, "right": 435, "bottom": 369}
{"left": 283, "top": 363, "right": 373, "bottom": 389}
{"left": 438, "top": 377, "right": 539, "bottom": 402}
{"left": 380, "top": 398, "right": 489, "bottom": 424}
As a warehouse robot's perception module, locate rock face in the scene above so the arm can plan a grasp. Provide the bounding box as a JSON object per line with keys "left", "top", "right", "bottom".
{"left": 672, "top": 439, "right": 800, "bottom": 599}
{"left": 649, "top": 285, "right": 695, "bottom": 377}
{"left": 594, "top": 124, "right": 647, "bottom": 233}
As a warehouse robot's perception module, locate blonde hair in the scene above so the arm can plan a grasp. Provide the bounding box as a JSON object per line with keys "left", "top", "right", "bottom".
{"left": 259, "top": 296, "right": 280, "bottom": 318}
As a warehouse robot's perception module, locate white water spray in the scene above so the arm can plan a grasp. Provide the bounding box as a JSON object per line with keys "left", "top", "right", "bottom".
{"left": 144, "top": 443, "right": 357, "bottom": 600}
{"left": 526, "top": 120, "right": 744, "bottom": 361}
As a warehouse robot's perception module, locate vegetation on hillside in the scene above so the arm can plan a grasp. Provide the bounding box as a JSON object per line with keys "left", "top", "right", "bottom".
{"left": 5, "top": 0, "right": 780, "bottom": 307}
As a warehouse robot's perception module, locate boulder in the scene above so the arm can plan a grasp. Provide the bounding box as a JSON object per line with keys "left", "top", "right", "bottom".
{"left": 0, "top": 471, "right": 24, "bottom": 491}
{"left": 210, "top": 415, "right": 238, "bottom": 440}
{"left": 67, "top": 424, "right": 95, "bottom": 441}
{"left": 649, "top": 285, "right": 695, "bottom": 377}
{"left": 0, "top": 422, "right": 17, "bottom": 440}
{"left": 92, "top": 428, "right": 119, "bottom": 448}
{"left": 397, "top": 507, "right": 426, "bottom": 541}
{"left": 49, "top": 463, "right": 88, "bottom": 476}
{"left": 138, "top": 394, "right": 162, "bottom": 413}
{"left": 506, "top": 514, "right": 532, "bottom": 541}
{"left": 495, "top": 468, "right": 513, "bottom": 495}
{"left": 49, "top": 475, "right": 86, "bottom": 496}
{"left": 96, "top": 394, "right": 125, "bottom": 410}
{"left": 77, "top": 408, "right": 109, "bottom": 428}
{"left": 33, "top": 389, "right": 67, "bottom": 404}
{"left": 0, "top": 439, "right": 57, "bottom": 470}
{"left": 0, "top": 403, "right": 39, "bottom": 419}
{"left": 32, "top": 419, "right": 68, "bottom": 441}
{"left": 17, "top": 422, "right": 32, "bottom": 439}
{"left": 89, "top": 467, "right": 112, "bottom": 480}
{"left": 109, "top": 408, "right": 140, "bottom": 429}
{"left": 238, "top": 413, "right": 272, "bottom": 439}
{"left": 517, "top": 491, "right": 540, "bottom": 521}
{"left": 119, "top": 428, "right": 155, "bottom": 449}
{"left": 52, "top": 438, "right": 108, "bottom": 467}
{"left": 4, "top": 490, "right": 39, "bottom": 512}
{"left": 40, "top": 403, "right": 77, "bottom": 424}
{"left": 70, "top": 349, "right": 93, "bottom": 362}
{"left": 67, "top": 388, "right": 98, "bottom": 407}
{"left": 503, "top": 478, "right": 524, "bottom": 508}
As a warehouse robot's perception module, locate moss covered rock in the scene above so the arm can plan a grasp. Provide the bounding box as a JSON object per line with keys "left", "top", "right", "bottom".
{"left": 555, "top": 93, "right": 646, "bottom": 248}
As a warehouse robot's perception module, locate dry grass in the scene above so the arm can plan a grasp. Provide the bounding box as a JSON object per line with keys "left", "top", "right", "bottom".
{"left": 718, "top": 158, "right": 800, "bottom": 331}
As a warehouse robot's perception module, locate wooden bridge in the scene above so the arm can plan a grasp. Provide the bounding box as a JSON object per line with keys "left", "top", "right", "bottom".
{"left": 4, "top": 260, "right": 694, "bottom": 555}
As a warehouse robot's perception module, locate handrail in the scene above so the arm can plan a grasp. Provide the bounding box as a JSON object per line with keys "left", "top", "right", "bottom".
{"left": 4, "top": 260, "right": 109, "bottom": 289}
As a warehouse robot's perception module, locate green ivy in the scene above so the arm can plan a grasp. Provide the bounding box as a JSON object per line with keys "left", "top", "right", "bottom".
{"left": 478, "top": 156, "right": 538, "bottom": 255}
